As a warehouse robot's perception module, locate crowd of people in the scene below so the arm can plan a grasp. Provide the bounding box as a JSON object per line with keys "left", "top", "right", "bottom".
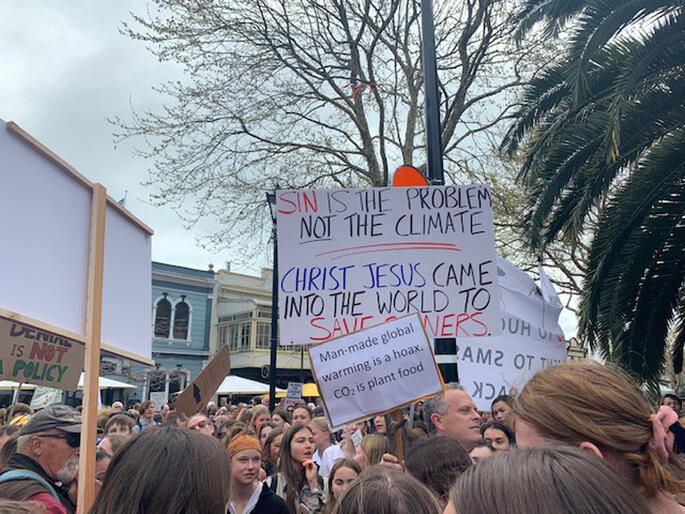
{"left": 0, "top": 360, "right": 684, "bottom": 512}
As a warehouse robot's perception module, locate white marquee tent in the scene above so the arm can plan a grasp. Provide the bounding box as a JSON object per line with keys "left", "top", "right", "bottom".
{"left": 215, "top": 375, "right": 285, "bottom": 395}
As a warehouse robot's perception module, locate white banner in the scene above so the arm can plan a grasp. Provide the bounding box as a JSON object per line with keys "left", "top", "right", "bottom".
{"left": 309, "top": 314, "right": 444, "bottom": 429}
{"left": 458, "top": 258, "right": 567, "bottom": 410}
{"left": 276, "top": 186, "right": 500, "bottom": 345}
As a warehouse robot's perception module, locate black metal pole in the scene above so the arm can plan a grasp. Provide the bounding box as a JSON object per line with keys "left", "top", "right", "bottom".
{"left": 268, "top": 207, "right": 279, "bottom": 412}
{"left": 421, "top": 0, "right": 445, "bottom": 185}
{"left": 300, "top": 346, "right": 304, "bottom": 383}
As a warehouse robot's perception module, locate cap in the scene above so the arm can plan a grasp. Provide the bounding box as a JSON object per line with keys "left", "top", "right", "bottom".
{"left": 20, "top": 404, "right": 82, "bottom": 435}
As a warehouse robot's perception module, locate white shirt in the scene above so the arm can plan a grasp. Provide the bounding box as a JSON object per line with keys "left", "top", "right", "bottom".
{"left": 228, "top": 481, "right": 262, "bottom": 514}
{"left": 318, "top": 444, "right": 345, "bottom": 478}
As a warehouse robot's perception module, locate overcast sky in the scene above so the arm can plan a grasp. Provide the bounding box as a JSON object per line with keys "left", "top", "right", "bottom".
{"left": 1, "top": 2, "right": 577, "bottom": 336}
{"left": 0, "top": 1, "right": 245, "bottom": 273}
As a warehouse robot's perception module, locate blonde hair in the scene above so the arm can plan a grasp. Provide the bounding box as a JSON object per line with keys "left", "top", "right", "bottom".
{"left": 310, "top": 417, "right": 334, "bottom": 443}
{"left": 359, "top": 434, "right": 391, "bottom": 468}
{"left": 514, "top": 360, "right": 684, "bottom": 497}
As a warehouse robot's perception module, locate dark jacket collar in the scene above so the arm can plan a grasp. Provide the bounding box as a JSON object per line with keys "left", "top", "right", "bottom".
{"left": 6, "top": 453, "right": 72, "bottom": 499}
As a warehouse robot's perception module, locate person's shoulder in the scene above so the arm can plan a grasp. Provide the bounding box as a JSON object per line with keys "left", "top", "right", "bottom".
{"left": 323, "top": 444, "right": 344, "bottom": 459}
{"left": 256, "top": 483, "right": 289, "bottom": 513}
{"left": 29, "top": 492, "right": 67, "bottom": 514}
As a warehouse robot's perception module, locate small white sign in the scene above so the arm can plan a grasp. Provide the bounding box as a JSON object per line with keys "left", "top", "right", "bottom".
{"left": 309, "top": 314, "right": 444, "bottom": 428}
{"left": 351, "top": 428, "right": 363, "bottom": 451}
{"left": 30, "top": 386, "right": 63, "bottom": 410}
{"left": 284, "top": 382, "right": 303, "bottom": 408}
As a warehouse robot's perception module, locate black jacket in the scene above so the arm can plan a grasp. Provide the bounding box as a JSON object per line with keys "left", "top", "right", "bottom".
{"left": 253, "top": 483, "right": 290, "bottom": 514}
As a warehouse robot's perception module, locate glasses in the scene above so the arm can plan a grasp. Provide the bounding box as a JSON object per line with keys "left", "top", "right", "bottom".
{"left": 36, "top": 432, "right": 81, "bottom": 448}
{"left": 189, "top": 420, "right": 208, "bottom": 431}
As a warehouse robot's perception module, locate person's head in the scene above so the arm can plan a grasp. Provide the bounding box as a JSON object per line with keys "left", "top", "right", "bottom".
{"left": 263, "top": 427, "right": 284, "bottom": 466}
{"left": 16, "top": 405, "right": 82, "bottom": 484}
{"left": 411, "top": 420, "right": 428, "bottom": 439}
{"left": 90, "top": 426, "right": 230, "bottom": 514}
{"left": 291, "top": 405, "right": 313, "bottom": 425}
{"left": 139, "top": 400, "right": 155, "bottom": 419}
{"left": 481, "top": 422, "right": 515, "bottom": 451}
{"left": 333, "top": 466, "right": 441, "bottom": 514}
{"left": 0, "top": 433, "right": 19, "bottom": 468}
{"left": 327, "top": 459, "right": 361, "bottom": 505}
{"left": 469, "top": 440, "right": 494, "bottom": 463}
{"left": 251, "top": 405, "right": 270, "bottom": 434}
{"left": 105, "top": 413, "right": 135, "bottom": 437}
{"left": 373, "top": 415, "right": 387, "bottom": 435}
{"left": 258, "top": 422, "right": 276, "bottom": 447}
{"left": 228, "top": 435, "right": 263, "bottom": 487}
{"left": 445, "top": 446, "right": 650, "bottom": 514}
{"left": 423, "top": 384, "right": 481, "bottom": 451}
{"left": 228, "top": 405, "right": 240, "bottom": 421}
{"left": 97, "top": 434, "right": 127, "bottom": 457}
{"left": 490, "top": 395, "right": 513, "bottom": 426}
{"left": 161, "top": 404, "right": 170, "bottom": 417}
{"left": 95, "top": 449, "right": 112, "bottom": 482}
{"left": 355, "top": 434, "right": 391, "bottom": 469}
{"left": 111, "top": 401, "right": 124, "bottom": 411}
{"left": 514, "top": 360, "right": 684, "bottom": 498}
{"left": 405, "top": 436, "right": 472, "bottom": 508}
{"left": 187, "top": 414, "right": 214, "bottom": 436}
{"left": 0, "top": 425, "right": 20, "bottom": 449}
{"left": 271, "top": 408, "right": 290, "bottom": 428}
{"left": 309, "top": 417, "right": 333, "bottom": 452}
{"left": 661, "top": 394, "right": 681, "bottom": 415}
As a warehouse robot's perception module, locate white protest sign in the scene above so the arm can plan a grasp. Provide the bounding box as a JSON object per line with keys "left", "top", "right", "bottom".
{"left": 284, "top": 382, "right": 303, "bottom": 409}
{"left": 455, "top": 258, "right": 567, "bottom": 410}
{"left": 276, "top": 186, "right": 500, "bottom": 346}
{"left": 308, "top": 314, "right": 444, "bottom": 428}
{"left": 30, "top": 386, "right": 64, "bottom": 410}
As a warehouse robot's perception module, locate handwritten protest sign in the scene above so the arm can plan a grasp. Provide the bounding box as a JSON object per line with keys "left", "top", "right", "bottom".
{"left": 276, "top": 186, "right": 500, "bottom": 345}
{"left": 284, "top": 382, "right": 303, "bottom": 409}
{"left": 174, "top": 345, "right": 231, "bottom": 416}
{"left": 0, "top": 315, "right": 84, "bottom": 390}
{"left": 30, "top": 386, "right": 64, "bottom": 410}
{"left": 309, "top": 314, "right": 444, "bottom": 428}
{"left": 455, "top": 258, "right": 567, "bottom": 410}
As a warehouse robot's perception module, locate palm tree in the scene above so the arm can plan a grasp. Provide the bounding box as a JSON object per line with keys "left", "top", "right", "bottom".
{"left": 502, "top": 0, "right": 685, "bottom": 387}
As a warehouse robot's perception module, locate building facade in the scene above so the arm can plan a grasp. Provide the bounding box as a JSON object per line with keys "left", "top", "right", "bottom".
{"left": 212, "top": 266, "right": 312, "bottom": 387}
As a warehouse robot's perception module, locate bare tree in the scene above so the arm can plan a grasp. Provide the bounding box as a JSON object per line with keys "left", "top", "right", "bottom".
{"left": 115, "top": 0, "right": 551, "bottom": 261}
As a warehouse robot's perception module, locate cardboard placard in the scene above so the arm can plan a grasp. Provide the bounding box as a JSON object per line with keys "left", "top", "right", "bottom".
{"left": 174, "top": 345, "right": 231, "bottom": 416}
{"left": 276, "top": 186, "right": 501, "bottom": 345}
{"left": 308, "top": 313, "right": 444, "bottom": 428}
{"left": 30, "top": 386, "right": 64, "bottom": 410}
{"left": 0, "top": 315, "right": 84, "bottom": 390}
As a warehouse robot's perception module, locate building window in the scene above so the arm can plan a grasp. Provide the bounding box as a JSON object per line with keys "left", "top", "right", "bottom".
{"left": 240, "top": 323, "right": 251, "bottom": 350}
{"left": 154, "top": 296, "right": 172, "bottom": 338}
{"left": 230, "top": 325, "right": 240, "bottom": 350}
{"left": 168, "top": 370, "right": 187, "bottom": 395}
{"left": 256, "top": 322, "right": 270, "bottom": 349}
{"left": 218, "top": 326, "right": 229, "bottom": 349}
{"left": 173, "top": 298, "right": 190, "bottom": 340}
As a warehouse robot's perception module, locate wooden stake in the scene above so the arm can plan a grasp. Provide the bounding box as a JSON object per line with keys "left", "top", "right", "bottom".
{"left": 7, "top": 383, "right": 23, "bottom": 422}
{"left": 77, "top": 184, "right": 106, "bottom": 513}
{"left": 390, "top": 409, "right": 405, "bottom": 463}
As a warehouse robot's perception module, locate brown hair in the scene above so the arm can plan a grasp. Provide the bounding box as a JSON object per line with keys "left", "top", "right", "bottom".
{"left": 105, "top": 414, "right": 134, "bottom": 434}
{"left": 333, "top": 466, "right": 441, "bottom": 514}
{"left": 514, "top": 360, "right": 683, "bottom": 497}
{"left": 359, "top": 434, "right": 391, "bottom": 468}
{"left": 450, "top": 446, "right": 649, "bottom": 513}
{"left": 263, "top": 427, "right": 284, "bottom": 466}
{"left": 278, "top": 424, "right": 313, "bottom": 513}
{"left": 101, "top": 434, "right": 128, "bottom": 455}
{"left": 325, "top": 458, "right": 361, "bottom": 510}
{"left": 405, "top": 436, "right": 472, "bottom": 504}
{"left": 138, "top": 401, "right": 154, "bottom": 415}
{"left": 89, "top": 425, "right": 230, "bottom": 514}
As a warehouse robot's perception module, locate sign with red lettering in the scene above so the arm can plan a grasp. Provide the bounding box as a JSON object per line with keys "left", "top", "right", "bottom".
{"left": 276, "top": 186, "right": 500, "bottom": 345}
{"left": 0, "top": 314, "right": 84, "bottom": 390}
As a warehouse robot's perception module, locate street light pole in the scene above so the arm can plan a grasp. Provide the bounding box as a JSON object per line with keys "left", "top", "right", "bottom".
{"left": 266, "top": 190, "right": 279, "bottom": 412}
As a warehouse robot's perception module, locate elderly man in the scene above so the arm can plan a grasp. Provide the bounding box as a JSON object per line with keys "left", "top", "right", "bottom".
{"left": 0, "top": 404, "right": 81, "bottom": 513}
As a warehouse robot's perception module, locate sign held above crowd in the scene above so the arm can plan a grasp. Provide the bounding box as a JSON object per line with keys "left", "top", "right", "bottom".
{"left": 309, "top": 314, "right": 444, "bottom": 429}
{"left": 276, "top": 186, "right": 501, "bottom": 346}
{"left": 174, "top": 345, "right": 231, "bottom": 416}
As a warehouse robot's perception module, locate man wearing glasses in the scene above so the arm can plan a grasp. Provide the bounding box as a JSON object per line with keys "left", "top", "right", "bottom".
{"left": 0, "top": 404, "right": 81, "bottom": 513}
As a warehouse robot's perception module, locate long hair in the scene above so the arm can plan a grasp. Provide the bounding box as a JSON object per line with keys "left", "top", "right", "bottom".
{"left": 333, "top": 466, "right": 441, "bottom": 514}
{"left": 405, "top": 437, "right": 471, "bottom": 505}
{"left": 278, "top": 424, "right": 312, "bottom": 513}
{"left": 359, "top": 434, "right": 390, "bottom": 468}
{"left": 450, "top": 446, "right": 649, "bottom": 513}
{"left": 514, "top": 360, "right": 684, "bottom": 498}
{"left": 324, "top": 459, "right": 361, "bottom": 512}
{"left": 89, "top": 426, "right": 230, "bottom": 514}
